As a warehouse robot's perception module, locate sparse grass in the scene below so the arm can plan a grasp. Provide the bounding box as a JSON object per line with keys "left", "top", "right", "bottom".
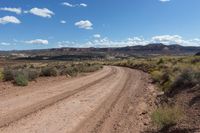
{"left": 151, "top": 106, "right": 183, "bottom": 129}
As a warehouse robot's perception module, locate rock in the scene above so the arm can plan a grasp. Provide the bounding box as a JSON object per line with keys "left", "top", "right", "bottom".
{"left": 138, "top": 102, "right": 148, "bottom": 115}
{"left": 157, "top": 91, "right": 164, "bottom": 97}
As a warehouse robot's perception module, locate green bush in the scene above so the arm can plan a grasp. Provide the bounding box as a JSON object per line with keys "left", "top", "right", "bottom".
{"left": 14, "top": 73, "right": 28, "bottom": 86}
{"left": 151, "top": 106, "right": 182, "bottom": 129}
{"left": 41, "top": 67, "right": 58, "bottom": 77}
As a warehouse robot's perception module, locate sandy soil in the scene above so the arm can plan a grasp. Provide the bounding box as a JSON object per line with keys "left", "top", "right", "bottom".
{"left": 0, "top": 66, "right": 154, "bottom": 133}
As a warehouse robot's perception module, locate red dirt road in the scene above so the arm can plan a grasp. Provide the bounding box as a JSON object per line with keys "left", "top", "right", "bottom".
{"left": 0, "top": 66, "right": 152, "bottom": 133}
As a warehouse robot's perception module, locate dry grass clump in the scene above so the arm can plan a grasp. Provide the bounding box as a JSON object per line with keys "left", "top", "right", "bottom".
{"left": 151, "top": 106, "right": 183, "bottom": 129}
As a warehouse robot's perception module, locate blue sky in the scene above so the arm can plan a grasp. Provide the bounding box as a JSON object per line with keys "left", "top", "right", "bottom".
{"left": 0, "top": 0, "right": 200, "bottom": 50}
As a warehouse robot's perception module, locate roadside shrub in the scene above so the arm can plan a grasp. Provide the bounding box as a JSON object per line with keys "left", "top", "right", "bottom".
{"left": 151, "top": 70, "right": 163, "bottom": 83}
{"left": 14, "top": 73, "right": 28, "bottom": 86}
{"left": 0, "top": 69, "right": 3, "bottom": 81}
{"left": 157, "top": 58, "right": 164, "bottom": 65}
{"left": 64, "top": 67, "right": 78, "bottom": 77}
{"left": 41, "top": 67, "right": 58, "bottom": 77}
{"left": 151, "top": 106, "right": 182, "bottom": 129}
{"left": 171, "top": 69, "right": 197, "bottom": 90}
{"left": 78, "top": 64, "right": 102, "bottom": 73}
{"left": 27, "top": 69, "right": 39, "bottom": 81}
{"left": 191, "top": 57, "right": 200, "bottom": 64}
{"left": 3, "top": 68, "right": 14, "bottom": 81}
{"left": 30, "top": 64, "right": 35, "bottom": 69}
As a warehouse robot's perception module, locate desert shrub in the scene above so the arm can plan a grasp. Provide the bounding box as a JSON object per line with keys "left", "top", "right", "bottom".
{"left": 0, "top": 69, "right": 3, "bottom": 81}
{"left": 160, "top": 71, "right": 172, "bottom": 85}
{"left": 60, "top": 64, "right": 102, "bottom": 77}
{"left": 151, "top": 106, "right": 182, "bottom": 129}
{"left": 27, "top": 69, "right": 39, "bottom": 81}
{"left": 41, "top": 67, "right": 58, "bottom": 77}
{"left": 151, "top": 70, "right": 163, "bottom": 83}
{"left": 63, "top": 67, "right": 78, "bottom": 77}
{"left": 171, "top": 69, "right": 197, "bottom": 90}
{"left": 14, "top": 73, "right": 28, "bottom": 86}
{"left": 30, "top": 64, "right": 35, "bottom": 69}
{"left": 3, "top": 68, "right": 14, "bottom": 81}
{"left": 79, "top": 64, "right": 102, "bottom": 73}
{"left": 131, "top": 62, "right": 156, "bottom": 73}
{"left": 157, "top": 58, "right": 164, "bottom": 65}
{"left": 191, "top": 57, "right": 200, "bottom": 64}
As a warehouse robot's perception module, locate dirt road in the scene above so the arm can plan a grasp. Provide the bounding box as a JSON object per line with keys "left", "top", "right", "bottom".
{"left": 0, "top": 66, "right": 152, "bottom": 133}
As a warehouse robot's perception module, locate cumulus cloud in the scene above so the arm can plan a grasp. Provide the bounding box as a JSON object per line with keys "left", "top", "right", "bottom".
{"left": 28, "top": 8, "right": 54, "bottom": 18}
{"left": 93, "top": 34, "right": 101, "bottom": 38}
{"left": 159, "top": 0, "right": 170, "bottom": 2}
{"left": 0, "top": 7, "right": 22, "bottom": 14}
{"left": 62, "top": 2, "right": 87, "bottom": 7}
{"left": 75, "top": 20, "right": 93, "bottom": 30}
{"left": 60, "top": 20, "right": 66, "bottom": 24}
{"left": 25, "top": 39, "right": 49, "bottom": 45}
{"left": 0, "top": 16, "right": 21, "bottom": 24}
{"left": 56, "top": 35, "right": 200, "bottom": 48}
{"left": 152, "top": 35, "right": 184, "bottom": 44}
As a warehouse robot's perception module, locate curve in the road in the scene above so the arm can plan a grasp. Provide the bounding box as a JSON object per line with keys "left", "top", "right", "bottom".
{"left": 0, "top": 66, "right": 117, "bottom": 128}
{"left": 0, "top": 66, "right": 149, "bottom": 133}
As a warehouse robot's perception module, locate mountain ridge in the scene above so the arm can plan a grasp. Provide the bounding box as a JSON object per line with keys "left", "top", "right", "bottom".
{"left": 0, "top": 43, "right": 199, "bottom": 60}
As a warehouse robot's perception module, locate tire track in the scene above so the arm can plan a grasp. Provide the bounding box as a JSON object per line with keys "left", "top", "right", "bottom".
{"left": 0, "top": 67, "right": 117, "bottom": 128}
{"left": 74, "top": 68, "right": 141, "bottom": 133}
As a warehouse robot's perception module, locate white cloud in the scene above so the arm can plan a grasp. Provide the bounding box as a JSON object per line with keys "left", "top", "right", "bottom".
{"left": 57, "top": 41, "right": 77, "bottom": 47}
{"left": 62, "top": 2, "right": 87, "bottom": 7}
{"left": 25, "top": 39, "right": 49, "bottom": 45}
{"left": 80, "top": 3, "right": 87, "bottom": 7}
{"left": 0, "top": 16, "right": 21, "bottom": 24}
{"left": 28, "top": 8, "right": 54, "bottom": 18}
{"left": 0, "top": 42, "right": 10, "bottom": 46}
{"left": 60, "top": 20, "right": 66, "bottom": 24}
{"left": 23, "top": 10, "right": 29, "bottom": 14}
{"left": 93, "top": 34, "right": 101, "bottom": 38}
{"left": 159, "top": 0, "right": 170, "bottom": 2}
{"left": 62, "top": 2, "right": 74, "bottom": 7}
{"left": 75, "top": 20, "right": 93, "bottom": 30}
{"left": 0, "top": 7, "right": 22, "bottom": 14}
{"left": 152, "top": 35, "right": 184, "bottom": 44}
{"left": 56, "top": 35, "right": 200, "bottom": 48}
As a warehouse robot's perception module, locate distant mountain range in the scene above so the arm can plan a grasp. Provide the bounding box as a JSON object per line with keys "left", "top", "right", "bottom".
{"left": 0, "top": 43, "right": 200, "bottom": 60}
